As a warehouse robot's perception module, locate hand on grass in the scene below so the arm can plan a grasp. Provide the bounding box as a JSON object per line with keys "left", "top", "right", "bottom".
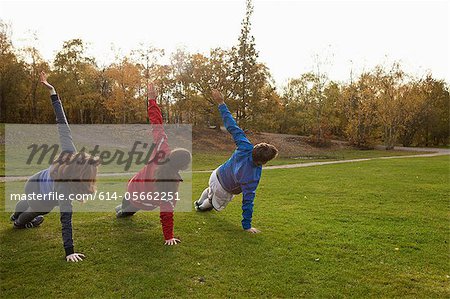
{"left": 211, "top": 89, "right": 224, "bottom": 105}
{"left": 66, "top": 253, "right": 85, "bottom": 262}
{"left": 245, "top": 227, "right": 261, "bottom": 234}
{"left": 147, "top": 82, "right": 158, "bottom": 100}
{"left": 164, "top": 238, "right": 181, "bottom": 246}
{"left": 39, "top": 71, "right": 54, "bottom": 90}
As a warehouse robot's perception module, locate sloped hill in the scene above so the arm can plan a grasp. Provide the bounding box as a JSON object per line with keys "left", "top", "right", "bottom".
{"left": 193, "top": 127, "right": 350, "bottom": 157}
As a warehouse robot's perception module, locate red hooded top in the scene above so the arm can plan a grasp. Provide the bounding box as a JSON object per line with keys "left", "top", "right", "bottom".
{"left": 126, "top": 97, "right": 176, "bottom": 240}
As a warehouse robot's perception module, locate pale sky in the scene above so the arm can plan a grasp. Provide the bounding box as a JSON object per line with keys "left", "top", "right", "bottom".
{"left": 0, "top": 0, "right": 449, "bottom": 86}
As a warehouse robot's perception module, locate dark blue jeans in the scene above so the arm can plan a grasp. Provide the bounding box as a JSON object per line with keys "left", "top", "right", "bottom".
{"left": 13, "top": 172, "right": 54, "bottom": 226}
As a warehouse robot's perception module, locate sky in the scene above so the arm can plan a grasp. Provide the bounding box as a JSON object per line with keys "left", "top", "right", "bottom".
{"left": 0, "top": 0, "right": 449, "bottom": 86}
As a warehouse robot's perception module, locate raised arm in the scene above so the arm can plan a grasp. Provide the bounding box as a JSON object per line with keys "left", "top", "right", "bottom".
{"left": 147, "top": 83, "right": 180, "bottom": 246}
{"left": 212, "top": 89, "right": 252, "bottom": 151}
{"left": 40, "top": 71, "right": 76, "bottom": 154}
{"left": 147, "top": 83, "right": 169, "bottom": 154}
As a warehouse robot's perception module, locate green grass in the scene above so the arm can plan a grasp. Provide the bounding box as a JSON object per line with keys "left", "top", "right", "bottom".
{"left": 0, "top": 147, "right": 426, "bottom": 175}
{"left": 192, "top": 151, "right": 314, "bottom": 170}
{"left": 1, "top": 155, "right": 449, "bottom": 298}
{"left": 192, "top": 149, "right": 428, "bottom": 171}
{"left": 0, "top": 144, "right": 4, "bottom": 177}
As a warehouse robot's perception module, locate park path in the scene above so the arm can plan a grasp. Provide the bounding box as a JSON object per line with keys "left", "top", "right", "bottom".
{"left": 1, "top": 148, "right": 449, "bottom": 182}
{"left": 259, "top": 151, "right": 449, "bottom": 171}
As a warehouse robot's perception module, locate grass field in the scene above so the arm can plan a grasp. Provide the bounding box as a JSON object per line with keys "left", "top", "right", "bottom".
{"left": 1, "top": 154, "right": 449, "bottom": 298}
{"left": 0, "top": 144, "right": 426, "bottom": 176}
{"left": 192, "top": 149, "right": 427, "bottom": 171}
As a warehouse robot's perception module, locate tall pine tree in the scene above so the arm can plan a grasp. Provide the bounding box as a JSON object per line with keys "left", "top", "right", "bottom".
{"left": 230, "top": 0, "right": 271, "bottom": 128}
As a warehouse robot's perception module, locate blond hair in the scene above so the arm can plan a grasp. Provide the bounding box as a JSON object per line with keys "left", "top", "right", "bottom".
{"left": 50, "top": 151, "right": 100, "bottom": 194}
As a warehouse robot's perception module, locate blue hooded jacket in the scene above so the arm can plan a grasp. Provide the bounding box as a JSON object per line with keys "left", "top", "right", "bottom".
{"left": 217, "top": 103, "right": 262, "bottom": 230}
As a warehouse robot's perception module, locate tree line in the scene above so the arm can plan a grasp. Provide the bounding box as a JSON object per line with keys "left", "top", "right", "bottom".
{"left": 1, "top": 2, "right": 448, "bottom": 148}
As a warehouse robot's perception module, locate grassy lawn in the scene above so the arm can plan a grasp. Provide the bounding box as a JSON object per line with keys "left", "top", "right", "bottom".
{"left": 0, "top": 144, "right": 4, "bottom": 177}
{"left": 0, "top": 145, "right": 427, "bottom": 176}
{"left": 192, "top": 149, "right": 428, "bottom": 171}
{"left": 1, "top": 155, "right": 449, "bottom": 298}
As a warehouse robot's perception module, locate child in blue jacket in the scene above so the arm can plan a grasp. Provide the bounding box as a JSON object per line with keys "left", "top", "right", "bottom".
{"left": 195, "top": 90, "right": 278, "bottom": 233}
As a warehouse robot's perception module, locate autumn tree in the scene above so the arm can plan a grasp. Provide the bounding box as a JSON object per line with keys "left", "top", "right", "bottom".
{"left": 0, "top": 18, "right": 448, "bottom": 147}
{"left": 52, "top": 39, "right": 103, "bottom": 123}
{"left": 230, "top": 0, "right": 272, "bottom": 129}
{"left": 373, "top": 63, "right": 405, "bottom": 149}
{"left": 130, "top": 44, "right": 164, "bottom": 121}
{"left": 0, "top": 21, "right": 28, "bottom": 122}
{"left": 417, "top": 76, "right": 449, "bottom": 146}
{"left": 396, "top": 79, "right": 429, "bottom": 146}
{"left": 18, "top": 33, "right": 50, "bottom": 122}
{"left": 169, "top": 48, "right": 203, "bottom": 124}
{"left": 188, "top": 49, "right": 236, "bottom": 128}
{"left": 105, "top": 57, "right": 145, "bottom": 123}
{"left": 340, "top": 73, "right": 379, "bottom": 148}
{"left": 281, "top": 72, "right": 339, "bottom": 144}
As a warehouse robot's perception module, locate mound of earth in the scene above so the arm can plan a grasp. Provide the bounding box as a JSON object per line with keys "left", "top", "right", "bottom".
{"left": 193, "top": 127, "right": 350, "bottom": 157}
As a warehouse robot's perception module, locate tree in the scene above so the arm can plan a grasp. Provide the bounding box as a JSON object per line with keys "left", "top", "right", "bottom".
{"left": 105, "top": 57, "right": 145, "bottom": 123}
{"left": 282, "top": 74, "right": 317, "bottom": 136}
{"left": 373, "top": 63, "right": 405, "bottom": 149}
{"left": 229, "top": 0, "right": 272, "bottom": 129}
{"left": 20, "top": 37, "right": 50, "bottom": 122}
{"left": 169, "top": 48, "right": 201, "bottom": 124}
{"left": 340, "top": 73, "right": 379, "bottom": 148}
{"left": 397, "top": 79, "right": 429, "bottom": 146}
{"left": 0, "top": 17, "right": 447, "bottom": 147}
{"left": 281, "top": 72, "right": 339, "bottom": 144}
{"left": 418, "top": 76, "right": 450, "bottom": 146}
{"left": 130, "top": 44, "right": 164, "bottom": 121}
{"left": 250, "top": 84, "right": 282, "bottom": 132}
{"left": 0, "top": 21, "right": 28, "bottom": 123}
{"left": 53, "top": 39, "right": 102, "bottom": 123}
{"left": 322, "top": 81, "right": 342, "bottom": 139}
{"left": 188, "top": 49, "right": 235, "bottom": 128}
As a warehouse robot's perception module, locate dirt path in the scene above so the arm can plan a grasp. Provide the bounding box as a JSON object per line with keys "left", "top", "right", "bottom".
{"left": 2, "top": 148, "right": 448, "bottom": 182}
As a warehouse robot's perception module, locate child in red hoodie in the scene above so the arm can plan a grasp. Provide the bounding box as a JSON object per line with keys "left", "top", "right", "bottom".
{"left": 115, "top": 83, "right": 191, "bottom": 246}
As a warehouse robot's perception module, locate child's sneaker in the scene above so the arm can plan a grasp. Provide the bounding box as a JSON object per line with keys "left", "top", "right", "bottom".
{"left": 194, "top": 200, "right": 200, "bottom": 211}
{"left": 115, "top": 204, "right": 134, "bottom": 218}
{"left": 194, "top": 200, "right": 213, "bottom": 212}
{"left": 14, "top": 215, "right": 45, "bottom": 229}
{"left": 10, "top": 214, "right": 17, "bottom": 222}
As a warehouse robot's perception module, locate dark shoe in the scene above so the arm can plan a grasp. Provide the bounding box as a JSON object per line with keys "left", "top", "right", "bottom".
{"left": 10, "top": 213, "right": 17, "bottom": 222}
{"left": 14, "top": 215, "right": 44, "bottom": 229}
{"left": 115, "top": 205, "right": 134, "bottom": 218}
{"left": 115, "top": 204, "right": 122, "bottom": 214}
{"left": 194, "top": 200, "right": 213, "bottom": 212}
{"left": 116, "top": 211, "right": 134, "bottom": 218}
{"left": 27, "top": 216, "right": 45, "bottom": 228}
